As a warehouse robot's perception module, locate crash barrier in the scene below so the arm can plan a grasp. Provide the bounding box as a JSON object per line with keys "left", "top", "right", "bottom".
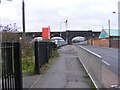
{"left": 75, "top": 45, "right": 102, "bottom": 88}
{"left": 0, "top": 42, "right": 23, "bottom": 90}
{"left": 75, "top": 45, "right": 119, "bottom": 89}
{"left": 34, "top": 41, "right": 57, "bottom": 74}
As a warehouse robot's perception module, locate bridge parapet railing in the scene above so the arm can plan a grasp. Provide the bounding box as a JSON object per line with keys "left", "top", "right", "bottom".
{"left": 74, "top": 45, "right": 103, "bottom": 89}
{"left": 74, "top": 45, "right": 119, "bottom": 89}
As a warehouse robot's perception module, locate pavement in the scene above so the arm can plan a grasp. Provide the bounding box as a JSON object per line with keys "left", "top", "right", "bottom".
{"left": 23, "top": 45, "right": 92, "bottom": 88}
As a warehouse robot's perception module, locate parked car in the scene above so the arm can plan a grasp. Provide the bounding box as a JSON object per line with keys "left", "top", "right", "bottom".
{"left": 32, "top": 37, "right": 42, "bottom": 42}
{"left": 51, "top": 37, "right": 67, "bottom": 47}
{"left": 72, "top": 36, "right": 87, "bottom": 45}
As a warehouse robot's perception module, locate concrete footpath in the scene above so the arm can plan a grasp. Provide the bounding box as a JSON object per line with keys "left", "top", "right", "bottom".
{"left": 23, "top": 45, "right": 92, "bottom": 88}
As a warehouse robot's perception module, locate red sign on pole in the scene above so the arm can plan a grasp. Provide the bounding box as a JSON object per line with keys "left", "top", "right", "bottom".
{"left": 42, "top": 26, "right": 50, "bottom": 40}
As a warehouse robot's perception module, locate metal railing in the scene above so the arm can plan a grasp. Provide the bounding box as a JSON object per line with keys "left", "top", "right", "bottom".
{"left": 34, "top": 41, "right": 57, "bottom": 74}
{"left": 75, "top": 45, "right": 102, "bottom": 88}
{"left": 75, "top": 45, "right": 119, "bottom": 89}
{"left": 0, "top": 42, "right": 23, "bottom": 90}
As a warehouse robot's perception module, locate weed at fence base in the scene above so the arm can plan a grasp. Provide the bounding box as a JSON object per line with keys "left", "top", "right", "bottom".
{"left": 22, "top": 49, "right": 59, "bottom": 76}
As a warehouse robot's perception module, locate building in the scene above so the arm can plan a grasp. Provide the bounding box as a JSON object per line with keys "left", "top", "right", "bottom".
{"left": 99, "top": 29, "right": 120, "bottom": 48}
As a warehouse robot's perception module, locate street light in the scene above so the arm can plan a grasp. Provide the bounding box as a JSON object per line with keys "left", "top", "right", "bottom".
{"left": 64, "top": 19, "right": 68, "bottom": 30}
{"left": 112, "top": 11, "right": 120, "bottom": 15}
{"left": 112, "top": 11, "right": 120, "bottom": 49}
{"left": 64, "top": 19, "right": 69, "bottom": 44}
{"left": 113, "top": 12, "right": 120, "bottom": 29}
{"left": 108, "top": 20, "right": 111, "bottom": 48}
{"left": 113, "top": 11, "right": 116, "bottom": 14}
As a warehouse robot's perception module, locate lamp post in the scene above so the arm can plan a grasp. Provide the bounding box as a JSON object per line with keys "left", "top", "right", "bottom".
{"left": 64, "top": 19, "right": 69, "bottom": 44}
{"left": 113, "top": 11, "right": 120, "bottom": 48}
{"left": 64, "top": 19, "right": 68, "bottom": 30}
{"left": 108, "top": 20, "right": 111, "bottom": 48}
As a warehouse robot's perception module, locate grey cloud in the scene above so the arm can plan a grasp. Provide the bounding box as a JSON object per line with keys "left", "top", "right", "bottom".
{"left": 1, "top": 0, "right": 118, "bottom": 32}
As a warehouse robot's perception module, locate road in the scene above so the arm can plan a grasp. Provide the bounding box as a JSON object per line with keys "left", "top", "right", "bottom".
{"left": 79, "top": 45, "right": 118, "bottom": 76}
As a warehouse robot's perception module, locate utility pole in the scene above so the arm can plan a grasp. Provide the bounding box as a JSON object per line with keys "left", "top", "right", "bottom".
{"left": 108, "top": 20, "right": 111, "bottom": 48}
{"left": 22, "top": 0, "right": 26, "bottom": 39}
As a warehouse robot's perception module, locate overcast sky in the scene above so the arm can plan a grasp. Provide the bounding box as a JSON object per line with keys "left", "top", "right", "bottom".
{"left": 0, "top": 0, "right": 119, "bottom": 32}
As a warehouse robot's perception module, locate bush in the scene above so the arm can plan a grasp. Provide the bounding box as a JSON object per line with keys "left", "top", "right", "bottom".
{"left": 21, "top": 38, "right": 35, "bottom": 76}
{"left": 21, "top": 39, "right": 59, "bottom": 76}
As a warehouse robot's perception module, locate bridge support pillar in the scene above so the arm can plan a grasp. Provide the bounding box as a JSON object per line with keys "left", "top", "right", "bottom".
{"left": 66, "top": 30, "right": 71, "bottom": 45}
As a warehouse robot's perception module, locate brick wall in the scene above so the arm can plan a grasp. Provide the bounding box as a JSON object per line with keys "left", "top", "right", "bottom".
{"left": 88, "top": 39, "right": 93, "bottom": 45}
{"left": 93, "top": 39, "right": 100, "bottom": 46}
{"left": 88, "top": 38, "right": 119, "bottom": 48}
{"left": 111, "top": 40, "right": 119, "bottom": 48}
{"left": 92, "top": 39, "right": 109, "bottom": 47}
{"left": 99, "top": 39, "right": 109, "bottom": 47}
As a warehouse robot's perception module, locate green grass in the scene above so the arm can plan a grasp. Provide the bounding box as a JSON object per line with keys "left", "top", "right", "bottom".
{"left": 22, "top": 48, "right": 59, "bottom": 76}
{"left": 89, "top": 81, "right": 97, "bottom": 90}
{"left": 83, "top": 74, "right": 97, "bottom": 90}
{"left": 21, "top": 42, "right": 35, "bottom": 76}
{"left": 22, "top": 57, "right": 35, "bottom": 76}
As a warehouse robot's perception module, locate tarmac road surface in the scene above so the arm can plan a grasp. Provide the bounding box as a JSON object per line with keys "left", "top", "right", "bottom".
{"left": 79, "top": 45, "right": 118, "bottom": 76}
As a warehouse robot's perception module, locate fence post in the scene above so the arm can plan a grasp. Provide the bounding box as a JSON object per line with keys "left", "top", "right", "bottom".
{"left": 34, "top": 42, "right": 40, "bottom": 74}
{"left": 42, "top": 42, "right": 48, "bottom": 64}
{"left": 1, "top": 42, "right": 5, "bottom": 89}
{"left": 34, "top": 41, "right": 55, "bottom": 74}
{"left": 13, "top": 42, "right": 23, "bottom": 90}
{"left": 46, "top": 42, "right": 49, "bottom": 63}
{"left": 6, "top": 43, "right": 14, "bottom": 89}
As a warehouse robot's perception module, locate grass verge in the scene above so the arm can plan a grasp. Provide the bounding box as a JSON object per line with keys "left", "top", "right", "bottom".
{"left": 22, "top": 49, "right": 59, "bottom": 76}
{"left": 83, "top": 74, "right": 97, "bottom": 90}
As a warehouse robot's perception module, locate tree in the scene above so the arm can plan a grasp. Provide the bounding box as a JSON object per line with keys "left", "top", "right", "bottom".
{"left": 1, "top": 23, "right": 20, "bottom": 32}
{"left": 1, "top": 23, "right": 21, "bottom": 42}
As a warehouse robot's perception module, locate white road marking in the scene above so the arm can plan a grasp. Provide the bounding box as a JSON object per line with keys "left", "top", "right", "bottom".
{"left": 29, "top": 75, "right": 42, "bottom": 89}
{"left": 102, "top": 60, "right": 110, "bottom": 66}
{"left": 80, "top": 46, "right": 102, "bottom": 58}
{"left": 80, "top": 46, "right": 110, "bottom": 66}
